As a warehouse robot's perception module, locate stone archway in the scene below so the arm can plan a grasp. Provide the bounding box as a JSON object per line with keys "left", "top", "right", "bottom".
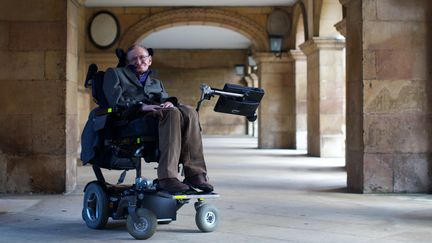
{"left": 119, "top": 8, "right": 268, "bottom": 51}
{"left": 290, "top": 1, "right": 309, "bottom": 49}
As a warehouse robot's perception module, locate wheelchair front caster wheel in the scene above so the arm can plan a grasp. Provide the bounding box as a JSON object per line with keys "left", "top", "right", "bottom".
{"left": 126, "top": 208, "right": 157, "bottom": 240}
{"left": 195, "top": 204, "right": 219, "bottom": 232}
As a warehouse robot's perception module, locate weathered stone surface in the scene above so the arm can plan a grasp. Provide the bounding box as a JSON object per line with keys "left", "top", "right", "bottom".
{"left": 0, "top": 23, "right": 9, "bottom": 49}
{"left": 66, "top": 114, "right": 79, "bottom": 156}
{"left": 363, "top": 152, "right": 431, "bottom": 193}
{"left": 364, "top": 114, "right": 432, "bottom": 153}
{"left": 0, "top": 80, "right": 66, "bottom": 115}
{"left": 66, "top": 52, "right": 78, "bottom": 82}
{"left": 45, "top": 51, "right": 67, "bottom": 80}
{"left": 0, "top": 0, "right": 66, "bottom": 21}
{"left": 363, "top": 153, "right": 393, "bottom": 193}
{"left": 362, "top": 51, "right": 376, "bottom": 80}
{"left": 32, "top": 114, "right": 66, "bottom": 155}
{"left": 65, "top": 155, "right": 77, "bottom": 193}
{"left": 375, "top": 50, "right": 427, "bottom": 81}
{"left": 0, "top": 51, "right": 45, "bottom": 81}
{"left": 393, "top": 153, "right": 430, "bottom": 192}
{"left": 346, "top": 114, "right": 364, "bottom": 151}
{"left": 362, "top": 0, "right": 377, "bottom": 21}
{"left": 346, "top": 81, "right": 363, "bottom": 114}
{"left": 0, "top": 150, "right": 6, "bottom": 192}
{"left": 3, "top": 153, "right": 66, "bottom": 193}
{"left": 0, "top": 115, "right": 32, "bottom": 154}
{"left": 364, "top": 21, "right": 416, "bottom": 51}
{"left": 364, "top": 80, "right": 427, "bottom": 113}
{"left": 376, "top": 0, "right": 431, "bottom": 21}
{"left": 10, "top": 22, "right": 66, "bottom": 51}
{"left": 346, "top": 149, "right": 364, "bottom": 193}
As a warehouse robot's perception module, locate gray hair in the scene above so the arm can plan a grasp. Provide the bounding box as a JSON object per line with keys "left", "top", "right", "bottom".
{"left": 126, "top": 44, "right": 148, "bottom": 54}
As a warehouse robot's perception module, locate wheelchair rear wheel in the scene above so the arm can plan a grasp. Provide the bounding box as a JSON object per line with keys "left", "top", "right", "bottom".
{"left": 195, "top": 204, "right": 219, "bottom": 232}
{"left": 127, "top": 208, "right": 157, "bottom": 240}
{"left": 82, "top": 182, "right": 109, "bottom": 229}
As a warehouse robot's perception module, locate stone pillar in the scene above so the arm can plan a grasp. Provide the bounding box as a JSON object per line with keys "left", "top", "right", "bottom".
{"left": 300, "top": 37, "right": 346, "bottom": 157}
{"left": 290, "top": 50, "right": 308, "bottom": 150}
{"left": 0, "top": 0, "right": 80, "bottom": 193}
{"left": 343, "top": 0, "right": 432, "bottom": 193}
{"left": 255, "top": 53, "right": 296, "bottom": 149}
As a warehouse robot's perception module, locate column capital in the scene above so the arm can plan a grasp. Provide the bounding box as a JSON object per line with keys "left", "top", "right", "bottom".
{"left": 289, "top": 49, "right": 306, "bottom": 61}
{"left": 254, "top": 52, "right": 293, "bottom": 63}
{"left": 299, "top": 37, "right": 346, "bottom": 56}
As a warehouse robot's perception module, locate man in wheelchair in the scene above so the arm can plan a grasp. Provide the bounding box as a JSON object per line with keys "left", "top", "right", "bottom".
{"left": 102, "top": 44, "right": 213, "bottom": 193}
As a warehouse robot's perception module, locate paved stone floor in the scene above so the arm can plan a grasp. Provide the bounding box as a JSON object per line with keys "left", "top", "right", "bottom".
{"left": 1, "top": 136, "right": 432, "bottom": 242}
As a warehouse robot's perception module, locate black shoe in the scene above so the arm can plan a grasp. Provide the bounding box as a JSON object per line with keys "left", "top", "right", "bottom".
{"left": 158, "top": 178, "right": 190, "bottom": 193}
{"left": 184, "top": 174, "right": 214, "bottom": 192}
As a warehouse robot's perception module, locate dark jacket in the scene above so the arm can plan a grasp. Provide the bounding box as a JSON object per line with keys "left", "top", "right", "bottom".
{"left": 81, "top": 67, "right": 171, "bottom": 165}
{"left": 103, "top": 67, "right": 177, "bottom": 108}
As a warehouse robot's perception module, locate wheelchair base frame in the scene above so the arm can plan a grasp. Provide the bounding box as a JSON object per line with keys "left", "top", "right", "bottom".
{"left": 82, "top": 167, "right": 220, "bottom": 240}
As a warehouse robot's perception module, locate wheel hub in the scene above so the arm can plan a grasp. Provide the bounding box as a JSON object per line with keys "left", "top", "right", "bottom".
{"left": 205, "top": 211, "right": 216, "bottom": 225}
{"left": 134, "top": 218, "right": 149, "bottom": 232}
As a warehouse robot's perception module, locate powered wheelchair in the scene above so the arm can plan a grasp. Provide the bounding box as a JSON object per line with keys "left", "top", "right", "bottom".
{"left": 80, "top": 48, "right": 264, "bottom": 240}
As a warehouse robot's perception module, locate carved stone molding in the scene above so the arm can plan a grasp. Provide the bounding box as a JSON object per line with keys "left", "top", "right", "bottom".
{"left": 119, "top": 8, "right": 269, "bottom": 51}
{"left": 299, "top": 37, "right": 346, "bottom": 56}
{"left": 255, "top": 52, "right": 293, "bottom": 63}
{"left": 289, "top": 49, "right": 306, "bottom": 61}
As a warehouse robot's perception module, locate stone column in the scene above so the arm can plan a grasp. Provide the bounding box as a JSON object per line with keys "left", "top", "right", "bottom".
{"left": 289, "top": 50, "right": 308, "bottom": 150}
{"left": 0, "top": 0, "right": 81, "bottom": 193}
{"left": 300, "top": 37, "right": 346, "bottom": 157}
{"left": 255, "top": 53, "right": 296, "bottom": 149}
{"left": 342, "top": 0, "right": 432, "bottom": 193}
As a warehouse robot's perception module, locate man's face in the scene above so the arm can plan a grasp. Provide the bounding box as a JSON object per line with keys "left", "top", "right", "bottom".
{"left": 127, "top": 46, "right": 152, "bottom": 74}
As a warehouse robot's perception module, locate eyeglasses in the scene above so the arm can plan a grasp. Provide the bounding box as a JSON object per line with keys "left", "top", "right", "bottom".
{"left": 130, "top": 54, "right": 151, "bottom": 64}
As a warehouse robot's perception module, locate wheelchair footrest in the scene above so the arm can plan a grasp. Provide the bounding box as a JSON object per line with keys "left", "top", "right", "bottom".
{"left": 157, "top": 191, "right": 220, "bottom": 200}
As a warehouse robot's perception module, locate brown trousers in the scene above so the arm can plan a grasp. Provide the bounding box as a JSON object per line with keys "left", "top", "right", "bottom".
{"left": 152, "top": 105, "right": 207, "bottom": 179}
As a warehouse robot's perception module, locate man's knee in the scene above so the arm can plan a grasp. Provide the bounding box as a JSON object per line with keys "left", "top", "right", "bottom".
{"left": 179, "top": 105, "right": 198, "bottom": 119}
{"left": 162, "top": 107, "right": 181, "bottom": 121}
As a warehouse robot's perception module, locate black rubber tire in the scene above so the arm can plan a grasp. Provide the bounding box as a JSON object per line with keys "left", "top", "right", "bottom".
{"left": 195, "top": 204, "right": 219, "bottom": 232}
{"left": 126, "top": 208, "right": 157, "bottom": 240}
{"left": 82, "top": 183, "right": 109, "bottom": 229}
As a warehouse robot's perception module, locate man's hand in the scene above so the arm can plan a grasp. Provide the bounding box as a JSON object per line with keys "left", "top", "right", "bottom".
{"left": 141, "top": 104, "right": 162, "bottom": 112}
{"left": 160, "top": 101, "right": 174, "bottom": 109}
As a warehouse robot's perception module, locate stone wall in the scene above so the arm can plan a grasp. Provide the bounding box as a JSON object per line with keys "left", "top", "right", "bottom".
{"left": 345, "top": 0, "right": 432, "bottom": 192}
{"left": 0, "top": 0, "right": 80, "bottom": 193}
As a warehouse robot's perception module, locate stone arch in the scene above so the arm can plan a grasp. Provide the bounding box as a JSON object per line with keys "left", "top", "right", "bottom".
{"left": 119, "top": 8, "right": 268, "bottom": 51}
{"left": 290, "top": 1, "right": 309, "bottom": 49}
{"left": 318, "top": 0, "right": 343, "bottom": 38}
